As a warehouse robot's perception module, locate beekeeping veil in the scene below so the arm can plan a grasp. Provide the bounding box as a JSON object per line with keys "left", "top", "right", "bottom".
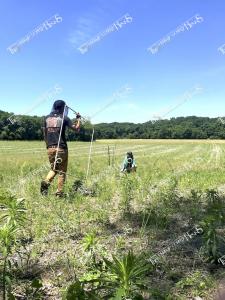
{"left": 50, "top": 100, "right": 68, "bottom": 117}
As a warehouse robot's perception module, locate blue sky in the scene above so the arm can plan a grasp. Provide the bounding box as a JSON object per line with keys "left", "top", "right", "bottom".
{"left": 0, "top": 0, "right": 225, "bottom": 123}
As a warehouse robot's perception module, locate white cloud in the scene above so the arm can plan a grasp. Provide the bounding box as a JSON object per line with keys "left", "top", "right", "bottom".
{"left": 68, "top": 16, "right": 97, "bottom": 47}
{"left": 68, "top": 9, "right": 107, "bottom": 48}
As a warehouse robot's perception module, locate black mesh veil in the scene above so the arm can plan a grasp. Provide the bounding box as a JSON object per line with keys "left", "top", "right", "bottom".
{"left": 50, "top": 100, "right": 68, "bottom": 117}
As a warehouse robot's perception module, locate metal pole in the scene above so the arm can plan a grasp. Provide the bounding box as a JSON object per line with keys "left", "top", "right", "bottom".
{"left": 108, "top": 145, "right": 111, "bottom": 166}
{"left": 112, "top": 145, "right": 115, "bottom": 167}
{"left": 86, "top": 128, "right": 95, "bottom": 181}
{"left": 66, "top": 105, "right": 87, "bottom": 123}
{"left": 53, "top": 104, "right": 66, "bottom": 171}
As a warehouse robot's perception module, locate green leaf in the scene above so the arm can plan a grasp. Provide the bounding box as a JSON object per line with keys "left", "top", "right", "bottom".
{"left": 66, "top": 281, "right": 85, "bottom": 300}
{"left": 5, "top": 275, "right": 11, "bottom": 285}
{"left": 8, "top": 292, "right": 16, "bottom": 300}
{"left": 113, "top": 287, "right": 125, "bottom": 300}
{"left": 31, "top": 278, "right": 43, "bottom": 289}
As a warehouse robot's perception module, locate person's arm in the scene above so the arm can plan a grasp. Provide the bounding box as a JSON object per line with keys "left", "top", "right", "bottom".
{"left": 121, "top": 158, "right": 127, "bottom": 172}
{"left": 73, "top": 117, "right": 81, "bottom": 132}
{"left": 132, "top": 159, "right": 136, "bottom": 167}
{"left": 67, "top": 113, "right": 81, "bottom": 132}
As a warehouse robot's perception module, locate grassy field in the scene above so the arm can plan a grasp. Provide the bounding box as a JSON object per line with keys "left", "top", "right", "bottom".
{"left": 0, "top": 139, "right": 225, "bottom": 299}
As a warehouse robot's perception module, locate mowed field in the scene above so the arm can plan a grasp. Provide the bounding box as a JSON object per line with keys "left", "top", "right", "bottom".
{"left": 1, "top": 139, "right": 225, "bottom": 299}
{"left": 2, "top": 139, "right": 225, "bottom": 193}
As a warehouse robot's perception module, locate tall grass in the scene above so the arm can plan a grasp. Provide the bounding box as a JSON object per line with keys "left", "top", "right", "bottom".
{"left": 0, "top": 140, "right": 225, "bottom": 298}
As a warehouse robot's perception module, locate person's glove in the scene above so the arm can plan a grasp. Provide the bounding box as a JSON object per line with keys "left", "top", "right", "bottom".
{"left": 74, "top": 113, "right": 81, "bottom": 132}
{"left": 76, "top": 112, "right": 81, "bottom": 119}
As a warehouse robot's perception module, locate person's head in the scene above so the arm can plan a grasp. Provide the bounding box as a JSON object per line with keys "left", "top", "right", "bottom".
{"left": 127, "top": 152, "right": 133, "bottom": 158}
{"left": 52, "top": 100, "right": 66, "bottom": 114}
{"left": 126, "top": 152, "right": 133, "bottom": 164}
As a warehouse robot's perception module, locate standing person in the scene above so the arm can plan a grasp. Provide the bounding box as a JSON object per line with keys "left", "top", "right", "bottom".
{"left": 41, "top": 100, "right": 81, "bottom": 197}
{"left": 121, "top": 151, "right": 137, "bottom": 173}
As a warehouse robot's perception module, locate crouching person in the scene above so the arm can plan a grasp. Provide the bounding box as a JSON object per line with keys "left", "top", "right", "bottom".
{"left": 121, "top": 152, "right": 137, "bottom": 173}
{"left": 41, "top": 100, "right": 80, "bottom": 197}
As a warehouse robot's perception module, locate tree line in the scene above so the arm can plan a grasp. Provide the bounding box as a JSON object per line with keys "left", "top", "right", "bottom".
{"left": 0, "top": 110, "right": 225, "bottom": 140}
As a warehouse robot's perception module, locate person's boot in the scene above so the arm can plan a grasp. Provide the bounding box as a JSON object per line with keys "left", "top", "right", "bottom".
{"left": 55, "top": 191, "right": 65, "bottom": 198}
{"left": 40, "top": 181, "right": 50, "bottom": 195}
